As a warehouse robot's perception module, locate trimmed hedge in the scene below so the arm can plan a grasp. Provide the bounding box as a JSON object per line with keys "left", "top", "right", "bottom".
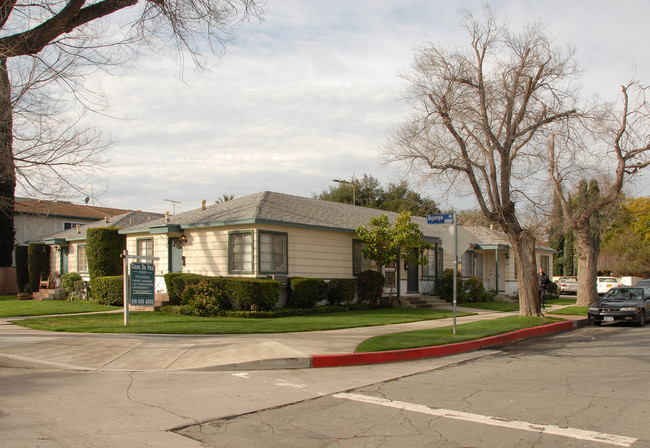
{"left": 28, "top": 243, "right": 50, "bottom": 292}
{"left": 223, "top": 277, "right": 280, "bottom": 311}
{"left": 163, "top": 272, "right": 188, "bottom": 305}
{"left": 86, "top": 228, "right": 125, "bottom": 279}
{"left": 287, "top": 277, "right": 327, "bottom": 308}
{"left": 91, "top": 276, "right": 123, "bottom": 306}
{"left": 168, "top": 273, "right": 281, "bottom": 314}
{"left": 14, "top": 245, "right": 29, "bottom": 292}
{"left": 326, "top": 278, "right": 357, "bottom": 306}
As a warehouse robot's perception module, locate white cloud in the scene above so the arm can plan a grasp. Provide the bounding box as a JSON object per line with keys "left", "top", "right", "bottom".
{"left": 33, "top": 0, "right": 649, "bottom": 213}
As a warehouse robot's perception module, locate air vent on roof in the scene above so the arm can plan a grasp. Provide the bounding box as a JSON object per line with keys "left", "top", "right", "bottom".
{"left": 201, "top": 199, "right": 207, "bottom": 210}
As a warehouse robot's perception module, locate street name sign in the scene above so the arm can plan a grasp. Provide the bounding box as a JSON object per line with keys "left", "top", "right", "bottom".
{"left": 427, "top": 213, "right": 454, "bottom": 224}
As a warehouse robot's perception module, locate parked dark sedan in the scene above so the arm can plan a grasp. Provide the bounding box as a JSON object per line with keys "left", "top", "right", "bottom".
{"left": 588, "top": 287, "right": 650, "bottom": 327}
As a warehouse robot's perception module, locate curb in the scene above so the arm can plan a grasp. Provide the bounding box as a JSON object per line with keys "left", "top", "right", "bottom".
{"left": 311, "top": 319, "right": 587, "bottom": 368}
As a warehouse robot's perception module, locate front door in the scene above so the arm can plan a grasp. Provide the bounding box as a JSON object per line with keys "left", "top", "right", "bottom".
{"left": 169, "top": 239, "right": 183, "bottom": 273}
{"left": 407, "top": 262, "right": 419, "bottom": 293}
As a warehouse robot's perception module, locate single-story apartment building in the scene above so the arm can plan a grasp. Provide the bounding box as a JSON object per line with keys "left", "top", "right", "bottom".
{"left": 41, "top": 191, "right": 554, "bottom": 300}
{"left": 41, "top": 210, "right": 164, "bottom": 283}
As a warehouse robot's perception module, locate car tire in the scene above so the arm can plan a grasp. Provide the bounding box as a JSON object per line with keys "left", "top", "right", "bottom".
{"left": 637, "top": 310, "right": 646, "bottom": 328}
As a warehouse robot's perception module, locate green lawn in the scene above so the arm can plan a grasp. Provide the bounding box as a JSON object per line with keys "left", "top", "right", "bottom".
{"left": 457, "top": 301, "right": 519, "bottom": 312}
{"left": 457, "top": 297, "right": 578, "bottom": 313}
{"left": 548, "top": 305, "right": 588, "bottom": 316}
{"left": 1, "top": 295, "right": 17, "bottom": 301}
{"left": 14, "top": 308, "right": 475, "bottom": 334}
{"left": 356, "top": 315, "right": 562, "bottom": 352}
{"left": 547, "top": 297, "right": 578, "bottom": 306}
{"left": 0, "top": 299, "right": 119, "bottom": 318}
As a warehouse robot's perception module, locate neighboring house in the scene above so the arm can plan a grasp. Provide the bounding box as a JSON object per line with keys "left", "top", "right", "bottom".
{"left": 14, "top": 197, "right": 132, "bottom": 253}
{"left": 40, "top": 211, "right": 164, "bottom": 280}
{"left": 463, "top": 226, "right": 555, "bottom": 296}
{"left": 110, "top": 191, "right": 553, "bottom": 299}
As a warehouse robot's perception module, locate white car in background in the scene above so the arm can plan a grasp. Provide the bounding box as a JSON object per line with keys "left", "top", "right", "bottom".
{"left": 597, "top": 276, "right": 620, "bottom": 295}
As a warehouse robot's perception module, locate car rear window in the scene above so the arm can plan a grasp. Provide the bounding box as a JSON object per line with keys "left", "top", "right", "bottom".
{"left": 599, "top": 277, "right": 617, "bottom": 282}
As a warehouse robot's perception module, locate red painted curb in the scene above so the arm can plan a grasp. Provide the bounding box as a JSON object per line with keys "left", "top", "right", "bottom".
{"left": 311, "top": 320, "right": 580, "bottom": 368}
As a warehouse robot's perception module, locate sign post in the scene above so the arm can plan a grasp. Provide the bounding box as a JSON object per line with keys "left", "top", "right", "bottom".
{"left": 121, "top": 250, "right": 159, "bottom": 326}
{"left": 428, "top": 212, "right": 472, "bottom": 334}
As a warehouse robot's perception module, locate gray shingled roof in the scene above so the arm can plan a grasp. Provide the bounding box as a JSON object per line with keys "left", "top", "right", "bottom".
{"left": 115, "top": 192, "right": 553, "bottom": 251}
{"left": 123, "top": 191, "right": 448, "bottom": 241}
{"left": 40, "top": 211, "right": 164, "bottom": 242}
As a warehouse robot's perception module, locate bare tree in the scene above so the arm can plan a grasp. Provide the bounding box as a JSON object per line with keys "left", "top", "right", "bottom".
{"left": 548, "top": 81, "right": 650, "bottom": 306}
{"left": 0, "top": 0, "right": 263, "bottom": 266}
{"left": 384, "top": 8, "right": 581, "bottom": 316}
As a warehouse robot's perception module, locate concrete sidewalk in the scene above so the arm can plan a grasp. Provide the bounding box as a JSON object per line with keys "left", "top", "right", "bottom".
{"left": 0, "top": 305, "right": 586, "bottom": 371}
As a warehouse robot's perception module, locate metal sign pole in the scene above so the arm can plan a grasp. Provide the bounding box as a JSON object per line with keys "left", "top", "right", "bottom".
{"left": 121, "top": 251, "right": 159, "bottom": 326}
{"left": 452, "top": 211, "right": 457, "bottom": 335}
{"left": 122, "top": 250, "right": 129, "bottom": 326}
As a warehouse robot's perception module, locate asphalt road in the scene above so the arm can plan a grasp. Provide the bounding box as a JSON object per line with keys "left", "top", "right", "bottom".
{"left": 2, "top": 322, "right": 648, "bottom": 448}
{"left": 178, "top": 324, "right": 650, "bottom": 448}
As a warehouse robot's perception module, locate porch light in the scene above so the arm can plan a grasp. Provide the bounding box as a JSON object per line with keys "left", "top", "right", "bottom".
{"left": 179, "top": 235, "right": 188, "bottom": 244}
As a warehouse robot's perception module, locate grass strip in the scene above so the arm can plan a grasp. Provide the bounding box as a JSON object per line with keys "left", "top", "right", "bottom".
{"left": 355, "top": 315, "right": 562, "bottom": 352}
{"left": 14, "top": 308, "right": 475, "bottom": 334}
{"left": 0, "top": 300, "right": 119, "bottom": 317}
{"left": 455, "top": 301, "right": 519, "bottom": 312}
{"left": 547, "top": 305, "right": 587, "bottom": 316}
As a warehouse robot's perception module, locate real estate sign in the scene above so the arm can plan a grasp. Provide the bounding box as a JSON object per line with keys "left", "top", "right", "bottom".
{"left": 130, "top": 262, "right": 155, "bottom": 306}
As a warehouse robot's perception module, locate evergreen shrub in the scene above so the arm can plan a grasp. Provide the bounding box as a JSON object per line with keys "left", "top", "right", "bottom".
{"left": 14, "top": 245, "right": 29, "bottom": 292}
{"left": 28, "top": 243, "right": 50, "bottom": 292}
{"left": 356, "top": 270, "right": 384, "bottom": 305}
{"left": 326, "top": 278, "right": 357, "bottom": 306}
{"left": 287, "top": 277, "right": 327, "bottom": 308}
{"left": 226, "top": 278, "right": 280, "bottom": 311}
{"left": 86, "top": 228, "right": 125, "bottom": 279}
{"left": 91, "top": 276, "right": 122, "bottom": 306}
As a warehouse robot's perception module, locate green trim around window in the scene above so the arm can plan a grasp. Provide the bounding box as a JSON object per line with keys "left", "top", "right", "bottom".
{"left": 228, "top": 231, "right": 254, "bottom": 274}
{"left": 258, "top": 231, "right": 288, "bottom": 275}
{"left": 136, "top": 237, "right": 154, "bottom": 262}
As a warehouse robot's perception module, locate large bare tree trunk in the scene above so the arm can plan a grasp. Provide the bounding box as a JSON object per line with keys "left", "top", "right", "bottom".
{"left": 574, "top": 227, "right": 599, "bottom": 306}
{"left": 509, "top": 231, "right": 540, "bottom": 316}
{"left": 0, "top": 58, "right": 14, "bottom": 267}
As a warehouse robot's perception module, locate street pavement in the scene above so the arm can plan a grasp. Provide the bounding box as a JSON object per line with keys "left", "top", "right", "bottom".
{"left": 0, "top": 304, "right": 586, "bottom": 372}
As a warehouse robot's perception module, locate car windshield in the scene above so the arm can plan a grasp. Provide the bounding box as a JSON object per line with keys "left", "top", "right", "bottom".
{"left": 603, "top": 288, "right": 643, "bottom": 301}
{"left": 562, "top": 278, "right": 577, "bottom": 283}
{"left": 599, "top": 277, "right": 617, "bottom": 283}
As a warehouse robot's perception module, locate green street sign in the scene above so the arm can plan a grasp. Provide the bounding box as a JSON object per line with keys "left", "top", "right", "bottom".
{"left": 130, "top": 262, "right": 155, "bottom": 306}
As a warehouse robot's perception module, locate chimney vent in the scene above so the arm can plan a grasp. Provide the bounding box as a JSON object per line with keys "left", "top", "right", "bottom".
{"left": 201, "top": 199, "right": 207, "bottom": 210}
{"left": 165, "top": 211, "right": 170, "bottom": 222}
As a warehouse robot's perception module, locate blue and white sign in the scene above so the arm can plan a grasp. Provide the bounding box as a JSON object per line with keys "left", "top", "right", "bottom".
{"left": 427, "top": 213, "right": 454, "bottom": 224}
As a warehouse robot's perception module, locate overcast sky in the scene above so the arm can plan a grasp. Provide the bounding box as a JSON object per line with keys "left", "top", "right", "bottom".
{"left": 45, "top": 0, "right": 650, "bottom": 214}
